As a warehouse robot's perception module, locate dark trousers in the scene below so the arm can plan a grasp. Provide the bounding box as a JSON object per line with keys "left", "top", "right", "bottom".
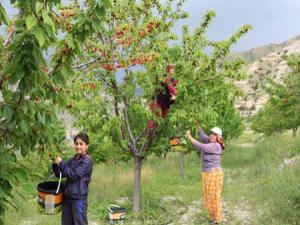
{"left": 62, "top": 198, "right": 88, "bottom": 225}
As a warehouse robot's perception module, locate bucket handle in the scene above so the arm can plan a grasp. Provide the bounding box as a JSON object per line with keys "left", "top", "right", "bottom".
{"left": 108, "top": 204, "right": 121, "bottom": 213}
{"left": 55, "top": 172, "right": 62, "bottom": 194}
{"left": 46, "top": 173, "right": 55, "bottom": 181}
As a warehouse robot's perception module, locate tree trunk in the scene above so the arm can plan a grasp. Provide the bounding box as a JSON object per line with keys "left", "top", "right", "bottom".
{"left": 133, "top": 155, "right": 143, "bottom": 212}
{"left": 292, "top": 127, "right": 298, "bottom": 138}
{"left": 179, "top": 152, "right": 185, "bottom": 178}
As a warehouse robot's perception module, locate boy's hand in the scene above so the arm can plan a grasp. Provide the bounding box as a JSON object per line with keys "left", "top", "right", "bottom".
{"left": 54, "top": 156, "right": 62, "bottom": 165}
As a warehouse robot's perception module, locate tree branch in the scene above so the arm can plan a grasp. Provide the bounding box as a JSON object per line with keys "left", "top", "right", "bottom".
{"left": 97, "top": 74, "right": 114, "bottom": 89}
{"left": 72, "top": 56, "right": 102, "bottom": 69}
{"left": 4, "top": 19, "right": 16, "bottom": 48}
{"left": 139, "top": 129, "right": 153, "bottom": 152}
{"left": 4, "top": 6, "right": 24, "bottom": 48}
{"left": 0, "top": 75, "right": 6, "bottom": 91}
{"left": 135, "top": 128, "right": 147, "bottom": 143}
{"left": 123, "top": 96, "right": 136, "bottom": 146}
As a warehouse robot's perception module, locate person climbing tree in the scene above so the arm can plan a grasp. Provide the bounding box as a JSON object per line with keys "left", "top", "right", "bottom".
{"left": 185, "top": 123, "right": 225, "bottom": 225}
{"left": 147, "top": 64, "right": 179, "bottom": 129}
{"left": 52, "top": 133, "right": 93, "bottom": 225}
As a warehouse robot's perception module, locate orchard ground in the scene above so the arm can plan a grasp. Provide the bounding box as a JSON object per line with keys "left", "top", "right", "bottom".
{"left": 4, "top": 131, "right": 300, "bottom": 225}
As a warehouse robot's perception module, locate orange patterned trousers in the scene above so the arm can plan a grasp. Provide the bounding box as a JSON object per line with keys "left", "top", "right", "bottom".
{"left": 202, "top": 168, "right": 224, "bottom": 223}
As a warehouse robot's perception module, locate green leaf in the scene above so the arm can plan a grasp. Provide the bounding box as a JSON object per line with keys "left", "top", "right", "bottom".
{"left": 56, "top": 93, "right": 67, "bottom": 106}
{"left": 35, "top": 2, "right": 43, "bottom": 13}
{"left": 20, "top": 147, "right": 29, "bottom": 157}
{"left": 2, "top": 90, "right": 14, "bottom": 102}
{"left": 66, "top": 36, "right": 75, "bottom": 49}
{"left": 26, "top": 16, "right": 37, "bottom": 30}
{"left": 34, "top": 27, "right": 45, "bottom": 47}
{"left": 9, "top": 69, "right": 25, "bottom": 84}
{"left": 91, "top": 21, "right": 100, "bottom": 32}
{"left": 37, "top": 112, "right": 46, "bottom": 126}
{"left": 0, "top": 3, "right": 9, "bottom": 25}
{"left": 42, "top": 10, "right": 55, "bottom": 34}
{"left": 1, "top": 105, "right": 12, "bottom": 121}
{"left": 42, "top": 10, "right": 51, "bottom": 24}
{"left": 19, "top": 120, "right": 29, "bottom": 134}
{"left": 60, "top": 67, "right": 69, "bottom": 78}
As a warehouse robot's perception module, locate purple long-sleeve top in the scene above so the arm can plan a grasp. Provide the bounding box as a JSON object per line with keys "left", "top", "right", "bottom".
{"left": 192, "top": 128, "right": 222, "bottom": 172}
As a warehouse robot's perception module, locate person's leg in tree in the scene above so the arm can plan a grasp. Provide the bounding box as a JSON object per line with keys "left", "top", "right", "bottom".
{"left": 147, "top": 100, "right": 155, "bottom": 128}
{"left": 147, "top": 100, "right": 160, "bottom": 129}
{"left": 161, "top": 107, "right": 169, "bottom": 118}
{"left": 62, "top": 198, "right": 74, "bottom": 225}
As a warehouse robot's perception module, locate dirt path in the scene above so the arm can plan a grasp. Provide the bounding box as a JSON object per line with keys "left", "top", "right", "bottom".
{"left": 172, "top": 198, "right": 253, "bottom": 225}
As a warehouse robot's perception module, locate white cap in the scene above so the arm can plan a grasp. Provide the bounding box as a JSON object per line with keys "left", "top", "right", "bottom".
{"left": 210, "top": 127, "right": 222, "bottom": 137}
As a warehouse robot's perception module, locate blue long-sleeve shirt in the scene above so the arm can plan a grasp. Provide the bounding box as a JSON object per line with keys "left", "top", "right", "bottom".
{"left": 192, "top": 128, "right": 222, "bottom": 172}
{"left": 52, "top": 154, "right": 93, "bottom": 200}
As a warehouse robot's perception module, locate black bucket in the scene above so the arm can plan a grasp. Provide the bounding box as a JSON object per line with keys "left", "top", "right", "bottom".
{"left": 108, "top": 204, "right": 126, "bottom": 224}
{"left": 37, "top": 181, "right": 65, "bottom": 214}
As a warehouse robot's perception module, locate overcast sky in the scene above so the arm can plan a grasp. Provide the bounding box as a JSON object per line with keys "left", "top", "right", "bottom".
{"left": 1, "top": 0, "right": 300, "bottom": 52}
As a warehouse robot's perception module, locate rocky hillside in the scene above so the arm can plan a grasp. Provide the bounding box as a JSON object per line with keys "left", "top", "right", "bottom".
{"left": 228, "top": 35, "right": 300, "bottom": 63}
{"left": 232, "top": 35, "right": 300, "bottom": 124}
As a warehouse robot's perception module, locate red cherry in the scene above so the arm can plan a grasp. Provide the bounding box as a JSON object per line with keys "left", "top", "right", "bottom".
{"left": 138, "top": 30, "right": 146, "bottom": 38}
{"left": 66, "top": 104, "right": 73, "bottom": 109}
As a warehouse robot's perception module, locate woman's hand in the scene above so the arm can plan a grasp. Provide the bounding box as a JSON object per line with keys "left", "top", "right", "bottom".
{"left": 54, "top": 156, "right": 62, "bottom": 165}
{"left": 186, "top": 129, "right": 196, "bottom": 144}
{"left": 186, "top": 130, "right": 192, "bottom": 138}
{"left": 196, "top": 121, "right": 201, "bottom": 130}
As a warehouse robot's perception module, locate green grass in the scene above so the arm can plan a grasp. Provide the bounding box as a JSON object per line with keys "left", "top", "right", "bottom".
{"left": 4, "top": 131, "right": 300, "bottom": 225}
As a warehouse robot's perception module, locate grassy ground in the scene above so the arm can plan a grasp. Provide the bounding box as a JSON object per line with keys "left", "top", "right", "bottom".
{"left": 4, "top": 131, "right": 300, "bottom": 225}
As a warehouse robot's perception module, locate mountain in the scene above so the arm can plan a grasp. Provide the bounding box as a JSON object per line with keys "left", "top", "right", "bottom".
{"left": 228, "top": 35, "right": 300, "bottom": 64}
{"left": 232, "top": 35, "right": 300, "bottom": 124}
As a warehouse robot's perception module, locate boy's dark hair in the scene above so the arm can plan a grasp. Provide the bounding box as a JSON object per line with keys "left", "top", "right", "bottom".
{"left": 74, "top": 132, "right": 89, "bottom": 145}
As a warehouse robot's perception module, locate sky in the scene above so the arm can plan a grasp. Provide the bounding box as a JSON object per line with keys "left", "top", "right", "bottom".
{"left": 1, "top": 0, "right": 300, "bottom": 52}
